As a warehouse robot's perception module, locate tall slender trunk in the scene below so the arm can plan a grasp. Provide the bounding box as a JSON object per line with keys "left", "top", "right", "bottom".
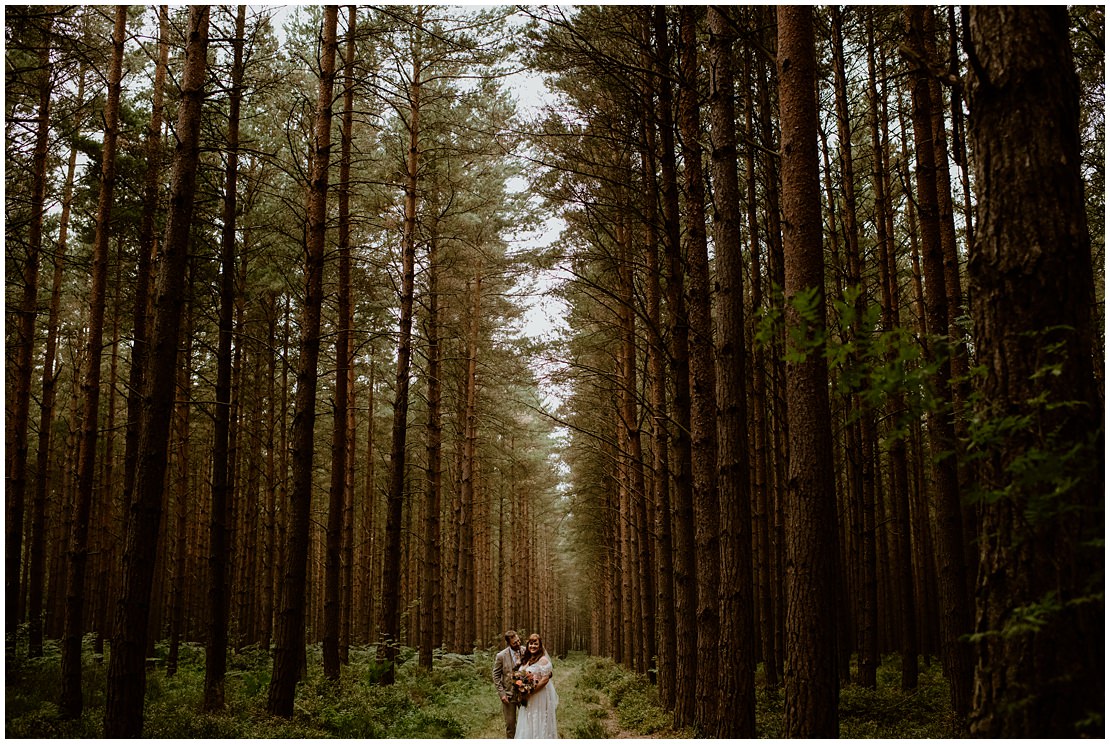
{"left": 420, "top": 221, "right": 442, "bottom": 669}
{"left": 268, "top": 5, "right": 337, "bottom": 715}
{"left": 637, "top": 25, "right": 675, "bottom": 700}
{"left": 341, "top": 347, "right": 357, "bottom": 659}
{"left": 707, "top": 6, "right": 756, "bottom": 736}
{"left": 324, "top": 4, "right": 357, "bottom": 681}
{"left": 744, "top": 30, "right": 779, "bottom": 689}
{"left": 94, "top": 245, "right": 123, "bottom": 656}
{"left": 166, "top": 299, "right": 194, "bottom": 676}
{"left": 831, "top": 6, "right": 879, "bottom": 690}
{"left": 122, "top": 4, "right": 169, "bottom": 540}
{"left": 458, "top": 274, "right": 482, "bottom": 650}
{"left": 677, "top": 7, "right": 720, "bottom": 732}
{"left": 652, "top": 6, "right": 697, "bottom": 727}
{"left": 905, "top": 6, "right": 974, "bottom": 722}
{"left": 866, "top": 11, "right": 918, "bottom": 691}
{"left": 924, "top": 9, "right": 977, "bottom": 598}
{"left": 259, "top": 293, "right": 278, "bottom": 650}
{"left": 29, "top": 65, "right": 84, "bottom": 659}
{"left": 6, "top": 16, "right": 53, "bottom": 637}
{"left": 204, "top": 4, "right": 246, "bottom": 711}
{"left": 103, "top": 7, "right": 209, "bottom": 737}
{"left": 378, "top": 5, "right": 423, "bottom": 682}
{"left": 60, "top": 6, "right": 126, "bottom": 719}
{"left": 758, "top": 8, "right": 789, "bottom": 683}
{"left": 778, "top": 6, "right": 840, "bottom": 737}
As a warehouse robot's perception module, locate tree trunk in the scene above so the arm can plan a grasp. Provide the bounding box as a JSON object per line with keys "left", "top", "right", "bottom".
{"left": 924, "top": 8, "right": 977, "bottom": 600}
{"left": 420, "top": 220, "right": 442, "bottom": 669}
{"left": 677, "top": 7, "right": 721, "bottom": 731}
{"left": 102, "top": 7, "right": 209, "bottom": 736}
{"left": 379, "top": 6, "right": 423, "bottom": 682}
{"left": 60, "top": 6, "right": 126, "bottom": 719}
{"left": 6, "top": 15, "right": 52, "bottom": 637}
{"left": 268, "top": 5, "right": 337, "bottom": 716}
{"left": 204, "top": 3, "right": 245, "bottom": 711}
{"left": 966, "top": 7, "right": 1104, "bottom": 737}
{"left": 743, "top": 33, "right": 778, "bottom": 690}
{"left": 457, "top": 274, "right": 482, "bottom": 651}
{"left": 866, "top": 11, "right": 918, "bottom": 691}
{"left": 121, "top": 4, "right": 169, "bottom": 550}
{"left": 830, "top": 6, "right": 879, "bottom": 690}
{"left": 652, "top": 5, "right": 697, "bottom": 727}
{"left": 707, "top": 6, "right": 756, "bottom": 736}
{"left": 778, "top": 6, "right": 840, "bottom": 737}
{"left": 324, "top": 4, "right": 357, "bottom": 681}
{"left": 28, "top": 64, "right": 84, "bottom": 659}
{"left": 904, "top": 6, "right": 974, "bottom": 722}
{"left": 758, "top": 7, "right": 789, "bottom": 685}
{"left": 166, "top": 300, "right": 194, "bottom": 676}
{"left": 637, "top": 33, "right": 676, "bottom": 701}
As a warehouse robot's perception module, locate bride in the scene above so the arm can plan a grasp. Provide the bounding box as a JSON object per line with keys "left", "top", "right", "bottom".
{"left": 515, "top": 633, "right": 558, "bottom": 739}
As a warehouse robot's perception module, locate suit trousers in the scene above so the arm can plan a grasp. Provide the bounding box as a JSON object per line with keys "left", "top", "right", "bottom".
{"left": 502, "top": 699, "right": 518, "bottom": 738}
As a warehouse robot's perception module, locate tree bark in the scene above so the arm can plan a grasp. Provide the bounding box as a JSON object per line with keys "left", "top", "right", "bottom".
{"left": 637, "top": 15, "right": 675, "bottom": 700}
{"left": 28, "top": 63, "right": 84, "bottom": 659}
{"left": 866, "top": 11, "right": 918, "bottom": 691}
{"left": 6, "top": 15, "right": 52, "bottom": 637}
{"left": 778, "top": 6, "right": 840, "bottom": 737}
{"left": 324, "top": 3, "right": 357, "bottom": 681}
{"left": 677, "top": 7, "right": 721, "bottom": 731}
{"left": 904, "top": 6, "right": 974, "bottom": 722}
{"left": 707, "top": 5, "right": 756, "bottom": 736}
{"left": 420, "top": 220, "right": 442, "bottom": 669}
{"left": 61, "top": 6, "right": 126, "bottom": 719}
{"left": 102, "top": 7, "right": 209, "bottom": 736}
{"left": 204, "top": 3, "right": 245, "bottom": 711}
{"left": 268, "top": 5, "right": 337, "bottom": 715}
{"left": 652, "top": 6, "right": 697, "bottom": 728}
{"left": 831, "top": 6, "right": 879, "bottom": 691}
{"left": 379, "top": 5, "right": 423, "bottom": 682}
{"left": 166, "top": 297, "right": 194, "bottom": 676}
{"left": 743, "top": 33, "right": 778, "bottom": 689}
{"left": 966, "top": 7, "right": 1104, "bottom": 737}
{"left": 121, "top": 4, "right": 169, "bottom": 544}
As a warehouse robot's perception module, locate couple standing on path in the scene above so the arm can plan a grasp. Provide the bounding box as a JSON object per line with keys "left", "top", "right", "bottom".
{"left": 493, "top": 630, "right": 559, "bottom": 739}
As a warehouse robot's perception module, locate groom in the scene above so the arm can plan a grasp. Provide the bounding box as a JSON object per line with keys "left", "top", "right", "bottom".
{"left": 492, "top": 629, "right": 522, "bottom": 738}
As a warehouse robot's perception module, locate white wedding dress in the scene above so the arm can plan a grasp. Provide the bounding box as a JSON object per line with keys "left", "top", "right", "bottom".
{"left": 514, "top": 656, "right": 558, "bottom": 739}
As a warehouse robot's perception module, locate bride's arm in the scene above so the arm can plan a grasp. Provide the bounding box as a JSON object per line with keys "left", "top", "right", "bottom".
{"left": 530, "top": 656, "right": 554, "bottom": 691}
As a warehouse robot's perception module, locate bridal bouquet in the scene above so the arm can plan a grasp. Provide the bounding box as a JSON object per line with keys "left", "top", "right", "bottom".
{"left": 511, "top": 669, "right": 535, "bottom": 707}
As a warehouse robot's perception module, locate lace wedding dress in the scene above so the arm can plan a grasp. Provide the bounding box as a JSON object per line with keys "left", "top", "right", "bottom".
{"left": 514, "top": 656, "right": 558, "bottom": 739}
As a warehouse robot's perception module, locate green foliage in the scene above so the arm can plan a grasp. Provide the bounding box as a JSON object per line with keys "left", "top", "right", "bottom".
{"left": 7, "top": 643, "right": 960, "bottom": 739}
{"left": 755, "top": 656, "right": 960, "bottom": 739}
{"left": 568, "top": 655, "right": 685, "bottom": 738}
{"left": 838, "top": 658, "right": 960, "bottom": 738}
{"left": 570, "top": 718, "right": 607, "bottom": 738}
{"left": 963, "top": 330, "right": 1103, "bottom": 533}
{"left": 783, "top": 285, "right": 826, "bottom": 363}
{"left": 756, "top": 282, "right": 946, "bottom": 446}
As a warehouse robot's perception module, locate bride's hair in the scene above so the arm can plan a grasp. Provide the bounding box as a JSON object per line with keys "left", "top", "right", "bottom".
{"left": 519, "top": 633, "right": 547, "bottom": 666}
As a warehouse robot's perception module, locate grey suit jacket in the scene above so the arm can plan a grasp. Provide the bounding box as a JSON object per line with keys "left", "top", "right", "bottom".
{"left": 493, "top": 646, "right": 518, "bottom": 697}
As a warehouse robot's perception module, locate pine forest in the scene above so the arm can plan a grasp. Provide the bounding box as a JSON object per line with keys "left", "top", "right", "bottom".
{"left": 4, "top": 5, "right": 1104, "bottom": 739}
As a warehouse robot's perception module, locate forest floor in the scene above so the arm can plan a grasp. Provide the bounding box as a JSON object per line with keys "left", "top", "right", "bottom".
{"left": 470, "top": 652, "right": 675, "bottom": 739}
{"left": 6, "top": 636, "right": 957, "bottom": 738}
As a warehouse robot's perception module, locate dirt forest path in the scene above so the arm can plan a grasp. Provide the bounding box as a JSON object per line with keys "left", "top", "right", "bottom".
{"left": 471, "top": 653, "right": 657, "bottom": 739}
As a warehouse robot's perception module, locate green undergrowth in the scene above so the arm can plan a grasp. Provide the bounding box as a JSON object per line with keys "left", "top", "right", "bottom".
{"left": 755, "top": 655, "right": 960, "bottom": 739}
{"left": 7, "top": 637, "right": 497, "bottom": 739}
{"left": 7, "top": 635, "right": 957, "bottom": 739}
